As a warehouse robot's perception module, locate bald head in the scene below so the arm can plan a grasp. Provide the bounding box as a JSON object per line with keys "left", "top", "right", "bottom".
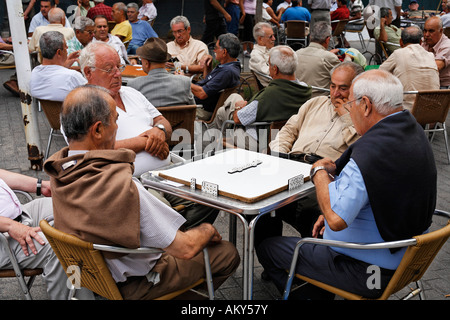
{"left": 48, "top": 7, "right": 65, "bottom": 24}
{"left": 423, "top": 16, "right": 443, "bottom": 47}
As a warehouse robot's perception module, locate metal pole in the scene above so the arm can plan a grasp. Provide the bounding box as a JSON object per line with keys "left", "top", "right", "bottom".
{"left": 5, "top": 0, "right": 43, "bottom": 170}
{"left": 256, "top": 0, "right": 263, "bottom": 23}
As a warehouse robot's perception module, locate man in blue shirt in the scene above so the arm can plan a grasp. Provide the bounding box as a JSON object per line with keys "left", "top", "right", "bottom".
{"left": 191, "top": 33, "right": 241, "bottom": 120}
{"left": 257, "top": 69, "right": 437, "bottom": 299}
{"left": 126, "top": 2, "right": 158, "bottom": 55}
{"left": 281, "top": 0, "right": 311, "bottom": 22}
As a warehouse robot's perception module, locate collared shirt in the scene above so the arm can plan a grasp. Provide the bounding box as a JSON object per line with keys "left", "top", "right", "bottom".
{"left": 111, "top": 20, "right": 133, "bottom": 43}
{"left": 324, "top": 159, "right": 406, "bottom": 270}
{"left": 138, "top": 2, "right": 157, "bottom": 21}
{"left": 28, "top": 12, "right": 72, "bottom": 34}
{"left": 269, "top": 96, "right": 359, "bottom": 160}
{"left": 92, "top": 34, "right": 129, "bottom": 65}
{"left": 249, "top": 44, "right": 270, "bottom": 87}
{"left": 67, "top": 35, "right": 84, "bottom": 54}
{"left": 373, "top": 24, "right": 401, "bottom": 53}
{"left": 167, "top": 36, "right": 208, "bottom": 67}
{"left": 28, "top": 24, "right": 75, "bottom": 52}
{"left": 129, "top": 20, "right": 158, "bottom": 47}
{"left": 379, "top": 43, "right": 440, "bottom": 110}
{"left": 0, "top": 179, "right": 21, "bottom": 220}
{"left": 422, "top": 34, "right": 450, "bottom": 87}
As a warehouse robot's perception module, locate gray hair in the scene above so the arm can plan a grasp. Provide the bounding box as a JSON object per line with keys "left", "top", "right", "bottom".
{"left": 269, "top": 45, "right": 297, "bottom": 75}
{"left": 330, "top": 61, "right": 364, "bottom": 77}
{"left": 352, "top": 70, "right": 404, "bottom": 115}
{"left": 379, "top": 7, "right": 391, "bottom": 19}
{"left": 61, "top": 85, "right": 112, "bottom": 142}
{"left": 310, "top": 21, "right": 332, "bottom": 43}
{"left": 401, "top": 25, "right": 423, "bottom": 44}
{"left": 170, "top": 15, "right": 190, "bottom": 29}
{"left": 40, "top": 31, "right": 65, "bottom": 59}
{"left": 73, "top": 16, "right": 94, "bottom": 32}
{"left": 113, "top": 2, "right": 127, "bottom": 16}
{"left": 253, "top": 21, "right": 272, "bottom": 40}
{"left": 218, "top": 33, "right": 241, "bottom": 58}
{"left": 79, "top": 42, "right": 116, "bottom": 77}
{"left": 127, "top": 2, "right": 139, "bottom": 10}
{"left": 48, "top": 7, "right": 65, "bottom": 23}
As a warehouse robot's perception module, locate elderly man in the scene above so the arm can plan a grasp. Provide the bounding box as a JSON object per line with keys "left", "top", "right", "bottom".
{"left": 373, "top": 7, "right": 402, "bottom": 54}
{"left": 255, "top": 62, "right": 362, "bottom": 247}
{"left": 0, "top": 169, "right": 94, "bottom": 300}
{"left": 86, "top": 0, "right": 113, "bottom": 21}
{"left": 166, "top": 16, "right": 209, "bottom": 76}
{"left": 207, "top": 45, "right": 312, "bottom": 151}
{"left": 380, "top": 26, "right": 439, "bottom": 110}
{"left": 44, "top": 85, "right": 239, "bottom": 300}
{"left": 257, "top": 69, "right": 437, "bottom": 299}
{"left": 249, "top": 21, "right": 275, "bottom": 87}
{"left": 128, "top": 38, "right": 195, "bottom": 107}
{"left": 111, "top": 2, "right": 132, "bottom": 44}
{"left": 138, "top": 0, "right": 158, "bottom": 23}
{"left": 92, "top": 15, "right": 128, "bottom": 65}
{"left": 28, "top": 0, "right": 71, "bottom": 37}
{"left": 191, "top": 33, "right": 241, "bottom": 120}
{"left": 67, "top": 16, "right": 95, "bottom": 56}
{"left": 30, "top": 31, "right": 87, "bottom": 102}
{"left": 422, "top": 16, "right": 450, "bottom": 89}
{"left": 295, "top": 21, "right": 341, "bottom": 96}
{"left": 28, "top": 7, "right": 75, "bottom": 53}
{"left": 369, "top": 0, "right": 402, "bottom": 27}
{"left": 126, "top": 2, "right": 158, "bottom": 55}
{"left": 79, "top": 42, "right": 219, "bottom": 228}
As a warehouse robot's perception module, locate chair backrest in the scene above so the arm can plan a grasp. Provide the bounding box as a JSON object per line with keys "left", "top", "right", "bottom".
{"left": 378, "top": 220, "right": 450, "bottom": 300}
{"left": 332, "top": 19, "right": 348, "bottom": 36}
{"left": 39, "top": 220, "right": 124, "bottom": 300}
{"left": 157, "top": 105, "right": 197, "bottom": 147}
{"left": 203, "top": 85, "right": 238, "bottom": 124}
{"left": 411, "top": 90, "right": 450, "bottom": 126}
{"left": 444, "top": 27, "right": 450, "bottom": 39}
{"left": 39, "top": 100, "right": 63, "bottom": 130}
{"left": 285, "top": 20, "right": 307, "bottom": 38}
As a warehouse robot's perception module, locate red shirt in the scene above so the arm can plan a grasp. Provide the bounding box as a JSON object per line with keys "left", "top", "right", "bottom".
{"left": 87, "top": 3, "right": 113, "bottom": 21}
{"left": 330, "top": 6, "right": 350, "bottom": 31}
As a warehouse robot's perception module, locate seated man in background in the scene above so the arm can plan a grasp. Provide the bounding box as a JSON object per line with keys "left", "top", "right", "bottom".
{"left": 126, "top": 2, "right": 158, "bottom": 55}
{"left": 379, "top": 25, "right": 439, "bottom": 111}
{"left": 30, "top": 31, "right": 87, "bottom": 102}
{"left": 110, "top": 2, "right": 132, "bottom": 44}
{"left": 249, "top": 21, "right": 275, "bottom": 88}
{"left": 191, "top": 33, "right": 241, "bottom": 120}
{"left": 166, "top": 16, "right": 209, "bottom": 76}
{"left": 206, "top": 45, "right": 312, "bottom": 152}
{"left": 44, "top": 85, "right": 240, "bottom": 300}
{"left": 80, "top": 42, "right": 218, "bottom": 229}
{"left": 257, "top": 69, "right": 437, "bottom": 299}
{"left": 92, "top": 15, "right": 129, "bottom": 65}
{"left": 374, "top": 7, "right": 402, "bottom": 54}
{"left": 67, "top": 16, "right": 95, "bottom": 55}
{"left": 128, "top": 38, "right": 195, "bottom": 107}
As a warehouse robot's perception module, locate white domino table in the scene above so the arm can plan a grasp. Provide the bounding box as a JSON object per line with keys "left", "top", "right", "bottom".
{"left": 141, "top": 148, "right": 315, "bottom": 300}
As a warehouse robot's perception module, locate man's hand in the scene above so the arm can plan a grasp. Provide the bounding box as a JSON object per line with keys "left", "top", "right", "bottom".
{"left": 139, "top": 128, "right": 169, "bottom": 160}
{"left": 312, "top": 215, "right": 325, "bottom": 238}
{"left": 8, "top": 222, "right": 45, "bottom": 256}
{"left": 312, "top": 158, "right": 337, "bottom": 177}
{"left": 41, "top": 180, "right": 52, "bottom": 197}
{"left": 333, "top": 97, "right": 349, "bottom": 116}
{"left": 64, "top": 51, "right": 80, "bottom": 68}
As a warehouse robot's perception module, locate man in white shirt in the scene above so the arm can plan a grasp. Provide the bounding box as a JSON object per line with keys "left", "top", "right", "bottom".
{"left": 30, "top": 31, "right": 87, "bottom": 102}
{"left": 138, "top": 0, "right": 157, "bottom": 23}
{"left": 249, "top": 22, "right": 275, "bottom": 87}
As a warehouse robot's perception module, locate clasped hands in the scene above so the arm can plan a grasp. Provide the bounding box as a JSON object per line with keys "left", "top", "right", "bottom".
{"left": 139, "top": 128, "right": 170, "bottom": 160}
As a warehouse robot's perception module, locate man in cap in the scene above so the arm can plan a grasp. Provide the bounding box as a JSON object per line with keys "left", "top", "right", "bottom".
{"left": 128, "top": 37, "right": 195, "bottom": 107}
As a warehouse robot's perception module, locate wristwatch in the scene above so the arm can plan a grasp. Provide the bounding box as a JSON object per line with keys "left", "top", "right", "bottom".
{"left": 309, "top": 166, "right": 327, "bottom": 185}
{"left": 155, "top": 123, "right": 167, "bottom": 138}
{"left": 36, "top": 178, "right": 42, "bottom": 196}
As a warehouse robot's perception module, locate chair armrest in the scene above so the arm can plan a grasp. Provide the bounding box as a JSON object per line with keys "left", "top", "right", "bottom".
{"left": 93, "top": 244, "right": 165, "bottom": 255}
{"left": 13, "top": 190, "right": 33, "bottom": 201}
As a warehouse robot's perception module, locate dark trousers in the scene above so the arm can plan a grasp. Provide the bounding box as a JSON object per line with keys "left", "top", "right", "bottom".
{"left": 202, "top": 18, "right": 227, "bottom": 44}
{"left": 256, "top": 236, "right": 395, "bottom": 299}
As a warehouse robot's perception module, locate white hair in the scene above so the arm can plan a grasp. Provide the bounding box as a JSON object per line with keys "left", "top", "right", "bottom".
{"left": 268, "top": 45, "right": 298, "bottom": 75}
{"left": 79, "top": 42, "right": 116, "bottom": 77}
{"left": 352, "top": 70, "right": 404, "bottom": 115}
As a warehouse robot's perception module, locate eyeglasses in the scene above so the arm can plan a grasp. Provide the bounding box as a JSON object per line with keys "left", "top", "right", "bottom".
{"left": 342, "top": 98, "right": 360, "bottom": 112}
{"left": 264, "top": 34, "right": 276, "bottom": 39}
{"left": 83, "top": 30, "right": 95, "bottom": 35}
{"left": 172, "top": 28, "right": 187, "bottom": 35}
{"left": 90, "top": 64, "right": 126, "bottom": 75}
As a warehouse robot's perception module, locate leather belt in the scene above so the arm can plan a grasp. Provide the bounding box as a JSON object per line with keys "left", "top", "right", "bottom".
{"left": 276, "top": 152, "right": 323, "bottom": 164}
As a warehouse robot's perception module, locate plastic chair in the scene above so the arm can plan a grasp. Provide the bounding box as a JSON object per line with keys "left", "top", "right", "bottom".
{"left": 39, "top": 220, "right": 215, "bottom": 300}
{"left": 410, "top": 89, "right": 450, "bottom": 164}
{"left": 200, "top": 85, "right": 239, "bottom": 125}
{"left": 283, "top": 210, "right": 450, "bottom": 300}
{"left": 0, "top": 191, "right": 43, "bottom": 300}
{"left": 284, "top": 20, "right": 308, "bottom": 48}
{"left": 330, "top": 19, "right": 349, "bottom": 49}
{"left": 38, "top": 99, "right": 64, "bottom": 161}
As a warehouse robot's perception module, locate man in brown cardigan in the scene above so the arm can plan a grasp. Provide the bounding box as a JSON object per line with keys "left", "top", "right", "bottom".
{"left": 44, "top": 85, "right": 240, "bottom": 299}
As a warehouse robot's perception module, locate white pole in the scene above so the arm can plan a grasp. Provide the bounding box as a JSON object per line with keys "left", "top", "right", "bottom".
{"left": 5, "top": 0, "right": 43, "bottom": 170}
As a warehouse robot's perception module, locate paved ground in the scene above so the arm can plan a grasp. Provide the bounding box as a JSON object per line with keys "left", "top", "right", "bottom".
{"left": 0, "top": 35, "right": 449, "bottom": 302}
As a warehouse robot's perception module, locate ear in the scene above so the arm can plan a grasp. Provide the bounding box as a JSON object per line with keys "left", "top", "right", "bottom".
{"left": 362, "top": 96, "right": 372, "bottom": 117}
{"left": 90, "top": 120, "right": 103, "bottom": 139}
